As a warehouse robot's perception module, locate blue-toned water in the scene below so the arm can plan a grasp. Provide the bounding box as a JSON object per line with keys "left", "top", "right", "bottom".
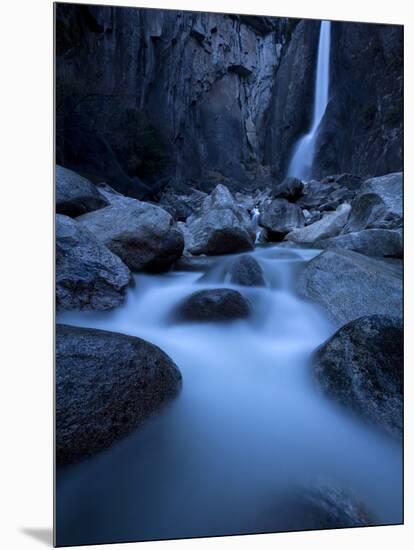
{"left": 287, "top": 21, "right": 331, "bottom": 179}
{"left": 56, "top": 246, "right": 402, "bottom": 546}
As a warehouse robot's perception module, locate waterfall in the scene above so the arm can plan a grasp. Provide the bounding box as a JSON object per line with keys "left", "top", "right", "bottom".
{"left": 287, "top": 20, "right": 331, "bottom": 180}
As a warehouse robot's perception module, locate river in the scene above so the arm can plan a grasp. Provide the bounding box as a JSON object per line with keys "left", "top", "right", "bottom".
{"left": 56, "top": 245, "right": 402, "bottom": 546}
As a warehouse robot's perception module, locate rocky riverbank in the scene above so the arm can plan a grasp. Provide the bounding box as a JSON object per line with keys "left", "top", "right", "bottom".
{"left": 56, "top": 163, "right": 402, "bottom": 533}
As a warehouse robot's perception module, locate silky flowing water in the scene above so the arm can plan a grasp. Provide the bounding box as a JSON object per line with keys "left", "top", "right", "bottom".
{"left": 56, "top": 246, "right": 402, "bottom": 546}
{"left": 287, "top": 20, "right": 331, "bottom": 179}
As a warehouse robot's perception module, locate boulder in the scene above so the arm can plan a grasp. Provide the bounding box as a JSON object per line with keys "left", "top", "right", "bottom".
{"left": 322, "top": 173, "right": 363, "bottom": 191}
{"left": 174, "top": 255, "right": 216, "bottom": 272}
{"left": 185, "top": 184, "right": 255, "bottom": 255}
{"left": 344, "top": 172, "right": 402, "bottom": 232}
{"left": 77, "top": 198, "right": 184, "bottom": 272}
{"left": 56, "top": 324, "right": 182, "bottom": 464}
{"left": 229, "top": 255, "right": 266, "bottom": 286}
{"left": 313, "top": 315, "right": 403, "bottom": 438}
{"left": 278, "top": 485, "right": 370, "bottom": 530}
{"left": 297, "top": 180, "right": 353, "bottom": 210}
{"left": 272, "top": 176, "right": 304, "bottom": 202}
{"left": 259, "top": 199, "right": 305, "bottom": 241}
{"left": 286, "top": 203, "right": 351, "bottom": 243}
{"left": 56, "top": 165, "right": 109, "bottom": 217}
{"left": 158, "top": 187, "right": 207, "bottom": 222}
{"left": 297, "top": 249, "right": 402, "bottom": 325}
{"left": 174, "top": 289, "right": 251, "bottom": 322}
{"left": 315, "top": 228, "right": 403, "bottom": 258}
{"left": 56, "top": 214, "right": 131, "bottom": 311}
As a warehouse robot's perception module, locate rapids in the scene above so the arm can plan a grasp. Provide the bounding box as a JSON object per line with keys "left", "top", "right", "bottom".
{"left": 56, "top": 245, "right": 402, "bottom": 546}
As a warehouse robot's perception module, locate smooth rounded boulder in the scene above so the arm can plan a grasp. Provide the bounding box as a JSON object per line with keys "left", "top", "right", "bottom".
{"left": 56, "top": 214, "right": 131, "bottom": 311}
{"left": 314, "top": 228, "right": 403, "bottom": 258}
{"left": 229, "top": 255, "right": 266, "bottom": 287}
{"left": 344, "top": 172, "right": 402, "bottom": 232}
{"left": 297, "top": 249, "right": 402, "bottom": 325}
{"left": 56, "top": 165, "right": 109, "bottom": 217}
{"left": 56, "top": 324, "right": 182, "bottom": 464}
{"left": 313, "top": 315, "right": 402, "bottom": 438}
{"left": 174, "top": 289, "right": 251, "bottom": 322}
{"left": 77, "top": 197, "right": 184, "bottom": 272}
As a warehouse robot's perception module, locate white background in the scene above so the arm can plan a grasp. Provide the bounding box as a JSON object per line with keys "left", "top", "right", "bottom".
{"left": 0, "top": 0, "right": 412, "bottom": 548}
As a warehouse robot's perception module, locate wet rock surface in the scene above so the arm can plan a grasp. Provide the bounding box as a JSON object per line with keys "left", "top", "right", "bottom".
{"left": 260, "top": 199, "right": 305, "bottom": 241}
{"left": 297, "top": 249, "right": 402, "bottom": 325}
{"left": 313, "top": 315, "right": 403, "bottom": 438}
{"left": 56, "top": 324, "right": 182, "bottom": 464}
{"left": 174, "top": 288, "right": 251, "bottom": 322}
{"left": 286, "top": 203, "right": 350, "bottom": 243}
{"left": 56, "top": 214, "right": 131, "bottom": 311}
{"left": 56, "top": 165, "right": 109, "bottom": 217}
{"left": 315, "top": 228, "right": 403, "bottom": 258}
{"left": 229, "top": 255, "right": 266, "bottom": 287}
{"left": 185, "top": 185, "right": 255, "bottom": 255}
{"left": 344, "top": 172, "right": 403, "bottom": 233}
{"left": 77, "top": 197, "right": 184, "bottom": 272}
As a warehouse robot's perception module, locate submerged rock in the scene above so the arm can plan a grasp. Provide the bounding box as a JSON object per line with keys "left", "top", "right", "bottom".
{"left": 174, "top": 289, "right": 251, "bottom": 322}
{"left": 313, "top": 315, "right": 403, "bottom": 438}
{"left": 282, "top": 485, "right": 371, "bottom": 530}
{"left": 286, "top": 203, "right": 351, "bottom": 243}
{"left": 56, "top": 165, "right": 108, "bottom": 217}
{"left": 344, "top": 172, "right": 402, "bottom": 232}
{"left": 77, "top": 198, "right": 184, "bottom": 272}
{"left": 185, "top": 184, "right": 255, "bottom": 255}
{"left": 297, "top": 249, "right": 402, "bottom": 325}
{"left": 315, "top": 228, "right": 403, "bottom": 258}
{"left": 56, "top": 214, "right": 131, "bottom": 311}
{"left": 56, "top": 325, "right": 182, "bottom": 465}
{"left": 229, "top": 255, "right": 266, "bottom": 287}
{"left": 174, "top": 255, "right": 216, "bottom": 272}
{"left": 259, "top": 199, "right": 305, "bottom": 241}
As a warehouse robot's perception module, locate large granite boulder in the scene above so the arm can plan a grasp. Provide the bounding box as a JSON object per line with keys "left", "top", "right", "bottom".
{"left": 229, "top": 255, "right": 266, "bottom": 287}
{"left": 158, "top": 187, "right": 207, "bottom": 222}
{"left": 344, "top": 172, "right": 402, "bottom": 232}
{"left": 260, "top": 199, "right": 305, "bottom": 241}
{"left": 286, "top": 203, "right": 350, "bottom": 243}
{"left": 272, "top": 176, "right": 304, "bottom": 202}
{"left": 56, "top": 325, "right": 182, "bottom": 464}
{"left": 322, "top": 173, "right": 363, "bottom": 191}
{"left": 313, "top": 315, "right": 403, "bottom": 438}
{"left": 297, "top": 180, "right": 354, "bottom": 211}
{"left": 297, "top": 249, "right": 402, "bottom": 325}
{"left": 185, "top": 185, "right": 255, "bottom": 255}
{"left": 56, "top": 214, "right": 131, "bottom": 311}
{"left": 315, "top": 228, "right": 403, "bottom": 259}
{"left": 77, "top": 197, "right": 184, "bottom": 272}
{"left": 56, "top": 165, "right": 109, "bottom": 217}
{"left": 174, "top": 289, "right": 251, "bottom": 322}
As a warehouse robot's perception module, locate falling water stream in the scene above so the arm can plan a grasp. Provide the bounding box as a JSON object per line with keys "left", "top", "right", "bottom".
{"left": 287, "top": 21, "right": 331, "bottom": 179}
{"left": 56, "top": 245, "right": 402, "bottom": 546}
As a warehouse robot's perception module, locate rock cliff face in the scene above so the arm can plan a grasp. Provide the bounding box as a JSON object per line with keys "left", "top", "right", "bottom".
{"left": 313, "top": 22, "right": 403, "bottom": 178}
{"left": 55, "top": 4, "right": 402, "bottom": 193}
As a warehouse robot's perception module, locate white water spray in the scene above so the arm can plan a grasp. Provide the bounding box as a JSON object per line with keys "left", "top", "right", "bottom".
{"left": 251, "top": 207, "right": 261, "bottom": 243}
{"left": 287, "top": 21, "right": 331, "bottom": 180}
